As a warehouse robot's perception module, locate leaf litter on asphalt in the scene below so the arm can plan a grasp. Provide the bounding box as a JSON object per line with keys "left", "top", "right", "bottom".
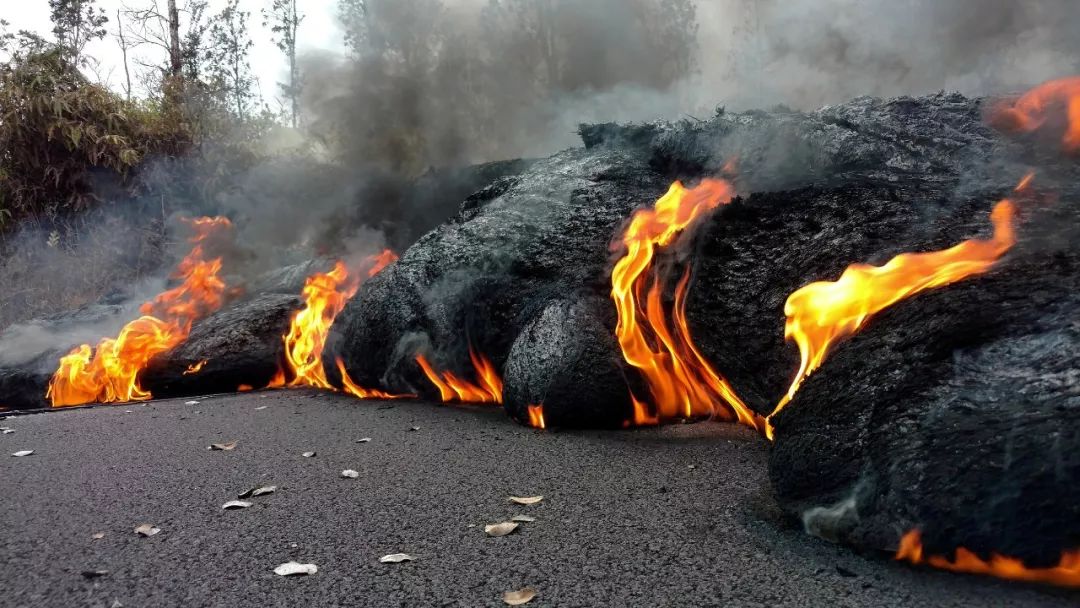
{"left": 484, "top": 522, "right": 520, "bottom": 537}
{"left": 238, "top": 485, "right": 277, "bottom": 499}
{"left": 341, "top": 470, "right": 359, "bottom": 479}
{"left": 509, "top": 496, "right": 543, "bottom": 505}
{"left": 208, "top": 441, "right": 237, "bottom": 451}
{"left": 511, "top": 515, "right": 536, "bottom": 523}
{"left": 379, "top": 553, "right": 415, "bottom": 563}
{"left": 222, "top": 500, "right": 253, "bottom": 510}
{"left": 11, "top": 450, "right": 33, "bottom": 457}
{"left": 274, "top": 562, "right": 318, "bottom": 576}
{"left": 134, "top": 524, "right": 160, "bottom": 537}
{"left": 503, "top": 587, "right": 538, "bottom": 605}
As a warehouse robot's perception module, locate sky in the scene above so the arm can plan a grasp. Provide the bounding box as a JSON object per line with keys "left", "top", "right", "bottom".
{"left": 4, "top": 0, "right": 343, "bottom": 106}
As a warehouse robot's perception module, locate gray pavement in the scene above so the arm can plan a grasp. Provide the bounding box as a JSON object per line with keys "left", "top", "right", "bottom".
{"left": 1, "top": 391, "right": 1076, "bottom": 607}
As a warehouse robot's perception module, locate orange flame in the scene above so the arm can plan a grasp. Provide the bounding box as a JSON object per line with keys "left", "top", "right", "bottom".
{"left": 991, "top": 76, "right": 1080, "bottom": 152}
{"left": 416, "top": 348, "right": 503, "bottom": 404}
{"left": 768, "top": 186, "right": 1024, "bottom": 439}
{"left": 283, "top": 251, "right": 397, "bottom": 389}
{"left": 897, "top": 530, "right": 1080, "bottom": 588}
{"left": 611, "top": 179, "right": 765, "bottom": 431}
{"left": 526, "top": 404, "right": 546, "bottom": 429}
{"left": 183, "top": 360, "right": 208, "bottom": 375}
{"left": 47, "top": 217, "right": 233, "bottom": 407}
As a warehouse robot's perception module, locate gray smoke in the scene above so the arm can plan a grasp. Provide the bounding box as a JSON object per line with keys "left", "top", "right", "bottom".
{"left": 303, "top": 0, "right": 1080, "bottom": 173}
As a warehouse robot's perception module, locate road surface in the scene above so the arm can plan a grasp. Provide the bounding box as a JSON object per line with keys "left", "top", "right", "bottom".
{"left": 1, "top": 391, "right": 1076, "bottom": 607}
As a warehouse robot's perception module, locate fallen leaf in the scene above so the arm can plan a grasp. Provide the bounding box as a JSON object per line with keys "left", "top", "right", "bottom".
{"left": 509, "top": 496, "right": 543, "bottom": 505}
{"left": 356, "top": 438, "right": 372, "bottom": 443}
{"left": 185, "top": 400, "right": 200, "bottom": 405}
{"left": 81, "top": 570, "right": 109, "bottom": 579}
{"left": 341, "top": 469, "right": 360, "bottom": 479}
{"left": 209, "top": 442, "right": 238, "bottom": 451}
{"left": 0, "top": 427, "right": 13, "bottom": 434}
{"left": 254, "top": 406, "right": 268, "bottom": 411}
{"left": 302, "top": 451, "right": 316, "bottom": 458}
{"left": 409, "top": 426, "right": 420, "bottom": 431}
{"left": 11, "top": 450, "right": 33, "bottom": 457}
{"left": 511, "top": 515, "right": 537, "bottom": 523}
{"left": 134, "top": 524, "right": 160, "bottom": 537}
{"left": 222, "top": 500, "right": 253, "bottom": 510}
{"left": 379, "top": 553, "right": 415, "bottom": 563}
{"left": 274, "top": 561, "right": 318, "bottom": 576}
{"left": 239, "top": 485, "right": 277, "bottom": 499}
{"left": 92, "top": 532, "right": 105, "bottom": 540}
{"left": 503, "top": 587, "right": 538, "bottom": 605}
{"left": 484, "top": 522, "right": 520, "bottom": 537}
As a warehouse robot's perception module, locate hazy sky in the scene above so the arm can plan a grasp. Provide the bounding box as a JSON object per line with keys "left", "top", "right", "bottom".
{"left": 4, "top": 0, "right": 343, "bottom": 106}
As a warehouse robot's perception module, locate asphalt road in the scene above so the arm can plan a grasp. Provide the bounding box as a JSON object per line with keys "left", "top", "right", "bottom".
{"left": 1, "top": 391, "right": 1077, "bottom": 607}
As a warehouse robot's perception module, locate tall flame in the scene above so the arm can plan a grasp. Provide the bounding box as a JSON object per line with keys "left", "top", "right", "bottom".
{"left": 991, "top": 76, "right": 1080, "bottom": 153}
{"left": 282, "top": 250, "right": 399, "bottom": 395}
{"left": 897, "top": 530, "right": 1080, "bottom": 588}
{"left": 47, "top": 217, "right": 233, "bottom": 407}
{"left": 611, "top": 179, "right": 764, "bottom": 431}
{"left": 416, "top": 347, "right": 503, "bottom": 404}
{"left": 769, "top": 186, "right": 1024, "bottom": 439}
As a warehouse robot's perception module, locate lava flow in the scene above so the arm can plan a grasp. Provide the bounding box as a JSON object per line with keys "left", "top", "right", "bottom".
{"left": 768, "top": 181, "right": 1026, "bottom": 439}
{"left": 611, "top": 179, "right": 764, "bottom": 431}
{"left": 991, "top": 76, "right": 1080, "bottom": 153}
{"left": 526, "top": 404, "right": 546, "bottom": 429}
{"left": 47, "top": 217, "right": 233, "bottom": 407}
{"left": 416, "top": 348, "right": 503, "bottom": 404}
{"left": 896, "top": 530, "right": 1080, "bottom": 588}
{"left": 282, "top": 250, "right": 402, "bottom": 399}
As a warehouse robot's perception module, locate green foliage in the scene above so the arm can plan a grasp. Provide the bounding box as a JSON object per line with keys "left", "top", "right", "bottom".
{"left": 0, "top": 47, "right": 190, "bottom": 224}
{"left": 48, "top": 0, "right": 108, "bottom": 66}
{"left": 206, "top": 0, "right": 256, "bottom": 121}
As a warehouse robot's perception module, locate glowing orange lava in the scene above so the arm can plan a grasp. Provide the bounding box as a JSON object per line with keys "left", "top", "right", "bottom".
{"left": 991, "top": 76, "right": 1080, "bottom": 153}
{"left": 47, "top": 217, "right": 233, "bottom": 407}
{"left": 768, "top": 183, "right": 1025, "bottom": 438}
{"left": 335, "top": 358, "right": 406, "bottom": 400}
{"left": 611, "top": 179, "right": 765, "bottom": 431}
{"left": 416, "top": 347, "right": 503, "bottom": 404}
{"left": 183, "top": 360, "right": 208, "bottom": 376}
{"left": 896, "top": 530, "right": 1080, "bottom": 588}
{"left": 527, "top": 404, "right": 546, "bottom": 429}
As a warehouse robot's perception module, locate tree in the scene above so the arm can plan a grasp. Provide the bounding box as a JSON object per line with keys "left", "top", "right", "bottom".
{"left": 121, "top": 0, "right": 209, "bottom": 99}
{"left": 49, "top": 0, "right": 109, "bottom": 66}
{"left": 207, "top": 0, "right": 256, "bottom": 121}
{"left": 338, "top": 0, "right": 367, "bottom": 57}
{"left": 263, "top": 0, "right": 305, "bottom": 128}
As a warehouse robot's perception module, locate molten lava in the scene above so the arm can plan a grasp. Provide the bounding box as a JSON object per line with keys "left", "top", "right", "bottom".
{"left": 416, "top": 348, "right": 503, "bottom": 404}
{"left": 611, "top": 179, "right": 764, "bottom": 431}
{"left": 896, "top": 530, "right": 1080, "bottom": 588}
{"left": 769, "top": 188, "right": 1022, "bottom": 437}
{"left": 47, "top": 217, "right": 233, "bottom": 407}
{"left": 991, "top": 76, "right": 1080, "bottom": 153}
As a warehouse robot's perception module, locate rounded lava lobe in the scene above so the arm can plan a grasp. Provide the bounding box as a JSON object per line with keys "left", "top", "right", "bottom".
{"left": 769, "top": 237, "right": 1080, "bottom": 564}
{"left": 503, "top": 297, "right": 635, "bottom": 429}
{"left": 141, "top": 293, "right": 301, "bottom": 398}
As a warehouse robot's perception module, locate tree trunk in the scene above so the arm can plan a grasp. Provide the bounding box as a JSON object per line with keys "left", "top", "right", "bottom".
{"left": 168, "top": 0, "right": 182, "bottom": 78}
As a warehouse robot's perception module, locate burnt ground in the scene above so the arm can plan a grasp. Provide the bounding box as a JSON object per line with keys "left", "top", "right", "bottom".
{"left": 1, "top": 392, "right": 1077, "bottom": 607}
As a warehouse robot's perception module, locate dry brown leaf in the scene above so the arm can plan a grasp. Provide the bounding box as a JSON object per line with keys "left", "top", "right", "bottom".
{"left": 274, "top": 561, "right": 318, "bottom": 576}
{"left": 509, "top": 496, "right": 543, "bottom": 505}
{"left": 341, "top": 469, "right": 360, "bottom": 479}
{"left": 134, "top": 524, "right": 160, "bottom": 537}
{"left": 511, "top": 515, "right": 536, "bottom": 523}
{"left": 238, "top": 485, "right": 277, "bottom": 499}
{"left": 503, "top": 587, "right": 538, "bottom": 605}
{"left": 379, "top": 553, "right": 415, "bottom": 563}
{"left": 222, "top": 500, "right": 253, "bottom": 510}
{"left": 302, "top": 451, "right": 316, "bottom": 458}
{"left": 484, "top": 522, "right": 520, "bottom": 537}
{"left": 209, "top": 442, "right": 237, "bottom": 451}
{"left": 91, "top": 532, "right": 105, "bottom": 540}
{"left": 356, "top": 438, "right": 372, "bottom": 443}
{"left": 11, "top": 450, "right": 33, "bottom": 457}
